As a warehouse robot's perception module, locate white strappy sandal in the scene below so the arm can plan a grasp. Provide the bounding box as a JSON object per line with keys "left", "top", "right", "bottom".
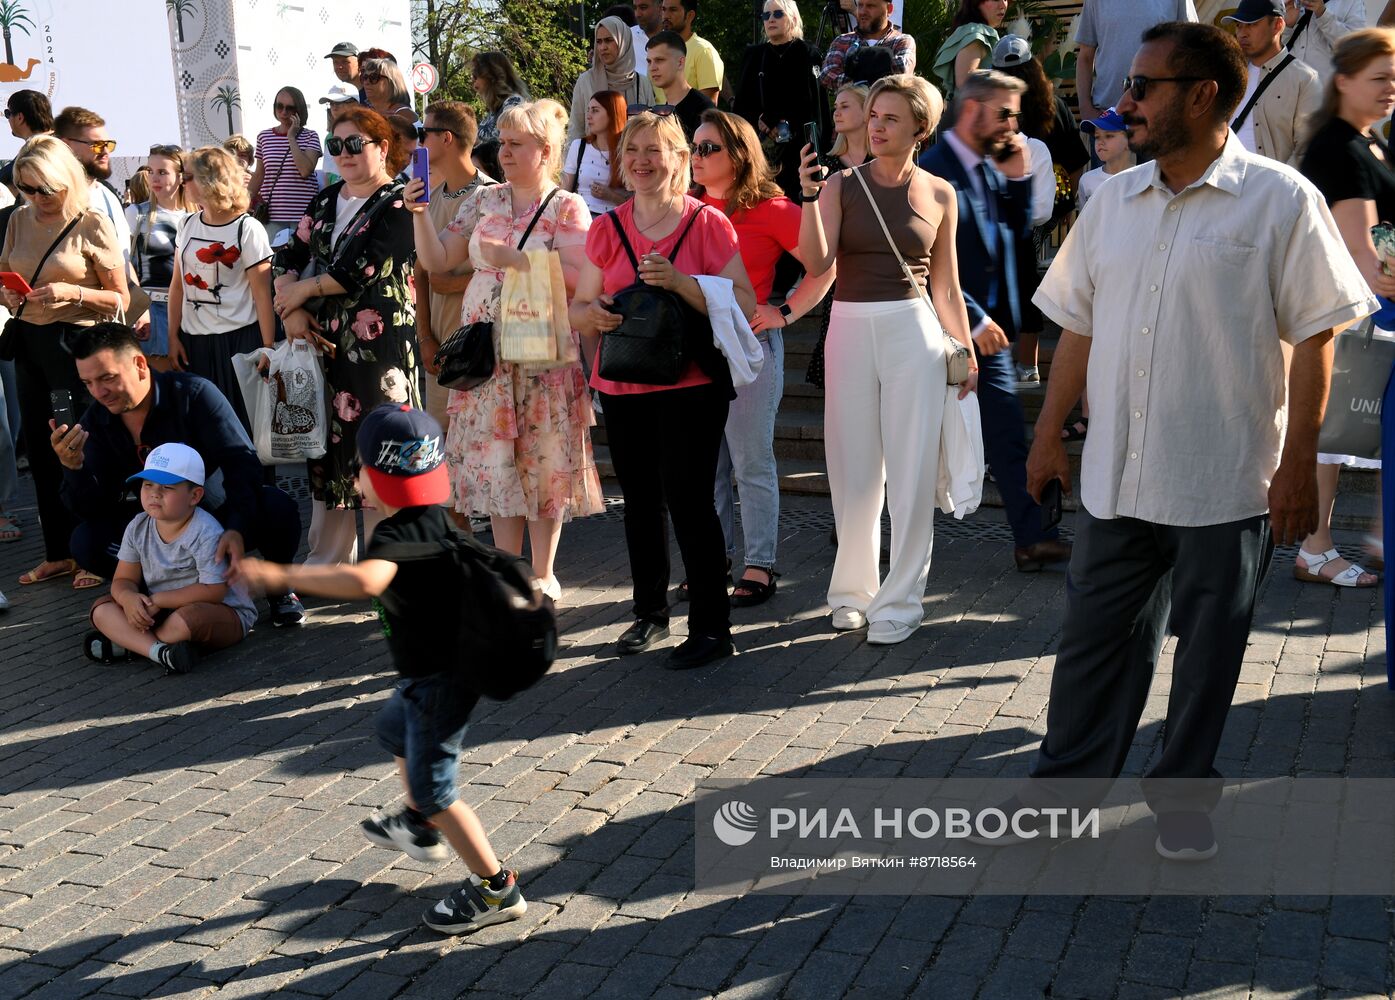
{"left": 1293, "top": 548, "right": 1379, "bottom": 588}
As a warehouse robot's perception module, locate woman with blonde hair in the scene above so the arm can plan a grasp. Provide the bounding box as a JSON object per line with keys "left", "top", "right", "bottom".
{"left": 567, "top": 16, "right": 655, "bottom": 144}
{"left": 169, "top": 145, "right": 276, "bottom": 437}
{"left": 360, "top": 58, "right": 415, "bottom": 122}
{"left": 126, "top": 144, "right": 196, "bottom": 370}
{"left": 410, "top": 98, "right": 602, "bottom": 600}
{"left": 798, "top": 73, "right": 978, "bottom": 644}
{"left": 0, "top": 135, "right": 128, "bottom": 589}
{"left": 570, "top": 110, "right": 757, "bottom": 668}
{"left": 690, "top": 109, "right": 834, "bottom": 607}
{"left": 734, "top": 0, "right": 830, "bottom": 198}
{"left": 1296, "top": 27, "right": 1395, "bottom": 596}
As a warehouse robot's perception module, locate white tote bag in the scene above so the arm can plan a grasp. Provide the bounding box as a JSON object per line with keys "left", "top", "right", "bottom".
{"left": 231, "top": 340, "right": 328, "bottom": 465}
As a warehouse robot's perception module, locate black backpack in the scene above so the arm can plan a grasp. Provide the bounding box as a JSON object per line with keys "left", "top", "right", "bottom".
{"left": 372, "top": 528, "right": 558, "bottom": 700}
{"left": 596, "top": 206, "right": 710, "bottom": 386}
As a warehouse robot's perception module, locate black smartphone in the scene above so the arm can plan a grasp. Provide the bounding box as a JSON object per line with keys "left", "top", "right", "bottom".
{"left": 803, "top": 120, "right": 821, "bottom": 157}
{"left": 50, "top": 389, "right": 75, "bottom": 429}
{"left": 1040, "top": 478, "right": 1063, "bottom": 531}
{"left": 992, "top": 138, "right": 1017, "bottom": 163}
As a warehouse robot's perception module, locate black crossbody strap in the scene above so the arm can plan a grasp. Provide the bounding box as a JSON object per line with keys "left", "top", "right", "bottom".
{"left": 1232, "top": 54, "right": 1295, "bottom": 132}
{"left": 16, "top": 214, "right": 82, "bottom": 318}
{"left": 1287, "top": 10, "right": 1312, "bottom": 52}
{"left": 607, "top": 203, "right": 708, "bottom": 280}
{"left": 517, "top": 187, "right": 560, "bottom": 250}
{"left": 568, "top": 141, "right": 586, "bottom": 193}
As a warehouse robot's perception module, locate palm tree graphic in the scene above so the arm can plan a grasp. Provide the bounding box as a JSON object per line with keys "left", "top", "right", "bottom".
{"left": 210, "top": 84, "right": 240, "bottom": 136}
{"left": 0, "top": 0, "right": 34, "bottom": 67}
{"left": 166, "top": 0, "right": 199, "bottom": 45}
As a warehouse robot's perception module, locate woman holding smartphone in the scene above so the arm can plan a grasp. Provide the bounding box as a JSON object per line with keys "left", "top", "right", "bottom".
{"left": 0, "top": 136, "right": 128, "bottom": 589}
{"left": 251, "top": 87, "right": 322, "bottom": 243}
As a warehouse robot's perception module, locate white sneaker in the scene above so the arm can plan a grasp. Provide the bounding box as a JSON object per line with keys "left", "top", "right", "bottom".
{"left": 830, "top": 607, "right": 866, "bottom": 631}
{"left": 1016, "top": 365, "right": 1040, "bottom": 387}
{"left": 539, "top": 576, "right": 562, "bottom": 602}
{"left": 867, "top": 620, "right": 918, "bottom": 645}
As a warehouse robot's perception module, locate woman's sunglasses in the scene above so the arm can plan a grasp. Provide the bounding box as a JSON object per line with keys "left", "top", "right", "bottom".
{"left": 16, "top": 183, "right": 57, "bottom": 197}
{"left": 690, "top": 141, "right": 724, "bottom": 158}
{"left": 326, "top": 134, "right": 375, "bottom": 156}
{"left": 361, "top": 72, "right": 384, "bottom": 85}
{"left": 760, "top": 9, "right": 786, "bottom": 19}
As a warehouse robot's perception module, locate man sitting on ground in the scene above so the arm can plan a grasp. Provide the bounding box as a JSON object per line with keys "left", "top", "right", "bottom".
{"left": 52, "top": 323, "right": 306, "bottom": 626}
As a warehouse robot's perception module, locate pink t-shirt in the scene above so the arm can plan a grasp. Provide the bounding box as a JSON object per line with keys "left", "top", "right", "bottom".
{"left": 586, "top": 196, "right": 741, "bottom": 395}
{"left": 699, "top": 193, "right": 801, "bottom": 306}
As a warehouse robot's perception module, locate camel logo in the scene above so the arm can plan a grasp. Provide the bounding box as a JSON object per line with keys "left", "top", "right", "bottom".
{"left": 712, "top": 801, "right": 760, "bottom": 847}
{"left": 0, "top": 0, "right": 56, "bottom": 97}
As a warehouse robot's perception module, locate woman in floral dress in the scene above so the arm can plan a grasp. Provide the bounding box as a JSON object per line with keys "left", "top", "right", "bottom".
{"left": 409, "top": 98, "right": 602, "bottom": 601}
{"left": 273, "top": 105, "right": 419, "bottom": 564}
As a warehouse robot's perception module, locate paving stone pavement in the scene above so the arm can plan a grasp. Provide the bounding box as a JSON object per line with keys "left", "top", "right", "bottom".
{"left": 1, "top": 470, "right": 1393, "bottom": 1000}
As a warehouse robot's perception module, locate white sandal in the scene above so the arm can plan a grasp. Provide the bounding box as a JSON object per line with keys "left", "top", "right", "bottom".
{"left": 1293, "top": 548, "right": 1379, "bottom": 588}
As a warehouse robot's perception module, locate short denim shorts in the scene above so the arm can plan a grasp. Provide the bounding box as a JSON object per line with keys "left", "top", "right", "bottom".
{"left": 374, "top": 674, "right": 479, "bottom": 816}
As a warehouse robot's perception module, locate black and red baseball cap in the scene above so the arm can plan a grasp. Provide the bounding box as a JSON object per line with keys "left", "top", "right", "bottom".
{"left": 356, "top": 404, "right": 450, "bottom": 508}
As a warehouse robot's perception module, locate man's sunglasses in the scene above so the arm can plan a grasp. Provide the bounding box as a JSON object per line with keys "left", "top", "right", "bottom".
{"left": 326, "top": 134, "right": 376, "bottom": 156}
{"left": 68, "top": 139, "right": 117, "bottom": 155}
{"left": 1120, "top": 75, "right": 1206, "bottom": 101}
{"left": 759, "top": 9, "right": 786, "bottom": 19}
{"left": 2, "top": 109, "right": 12, "bottom": 119}
{"left": 16, "top": 182, "right": 57, "bottom": 197}
{"left": 690, "top": 140, "right": 724, "bottom": 158}
{"left": 421, "top": 125, "right": 459, "bottom": 139}
{"left": 994, "top": 107, "right": 1022, "bottom": 122}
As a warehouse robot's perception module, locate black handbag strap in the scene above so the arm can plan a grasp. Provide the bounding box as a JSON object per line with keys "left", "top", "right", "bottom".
{"left": 16, "top": 214, "right": 82, "bottom": 318}
{"left": 1231, "top": 53, "right": 1295, "bottom": 132}
{"left": 517, "top": 187, "right": 561, "bottom": 249}
{"left": 1287, "top": 10, "right": 1312, "bottom": 52}
{"left": 567, "top": 141, "right": 587, "bottom": 193}
{"left": 328, "top": 182, "right": 404, "bottom": 262}
{"left": 607, "top": 203, "right": 708, "bottom": 279}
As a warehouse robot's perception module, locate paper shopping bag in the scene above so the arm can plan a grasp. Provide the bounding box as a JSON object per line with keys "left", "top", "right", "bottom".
{"left": 499, "top": 250, "right": 559, "bottom": 363}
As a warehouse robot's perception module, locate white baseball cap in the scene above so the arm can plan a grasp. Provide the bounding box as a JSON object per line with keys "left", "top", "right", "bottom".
{"left": 126, "top": 442, "right": 205, "bottom": 487}
{"left": 319, "top": 83, "right": 359, "bottom": 105}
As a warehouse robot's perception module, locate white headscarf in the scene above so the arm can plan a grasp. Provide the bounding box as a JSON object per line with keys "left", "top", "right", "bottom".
{"left": 568, "top": 16, "right": 655, "bottom": 141}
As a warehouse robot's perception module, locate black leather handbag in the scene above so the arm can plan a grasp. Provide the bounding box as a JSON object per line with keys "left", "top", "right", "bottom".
{"left": 435, "top": 188, "right": 559, "bottom": 391}
{"left": 597, "top": 206, "right": 708, "bottom": 386}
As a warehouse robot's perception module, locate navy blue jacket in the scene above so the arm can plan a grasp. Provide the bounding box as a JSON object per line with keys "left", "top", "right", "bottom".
{"left": 61, "top": 370, "right": 261, "bottom": 537}
{"left": 918, "top": 138, "right": 1034, "bottom": 339}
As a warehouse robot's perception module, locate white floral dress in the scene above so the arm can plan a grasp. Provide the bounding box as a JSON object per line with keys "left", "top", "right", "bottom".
{"left": 444, "top": 183, "right": 603, "bottom": 520}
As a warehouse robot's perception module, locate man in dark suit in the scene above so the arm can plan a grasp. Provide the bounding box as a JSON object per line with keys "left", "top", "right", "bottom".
{"left": 919, "top": 69, "right": 1069, "bottom": 570}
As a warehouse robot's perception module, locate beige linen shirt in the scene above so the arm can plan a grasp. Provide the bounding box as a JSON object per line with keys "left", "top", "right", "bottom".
{"left": 1248, "top": 48, "right": 1322, "bottom": 167}
{"left": 1034, "top": 133, "right": 1376, "bottom": 527}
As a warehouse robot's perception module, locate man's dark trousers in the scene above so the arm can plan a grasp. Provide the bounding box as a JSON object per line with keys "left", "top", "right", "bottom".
{"left": 978, "top": 348, "right": 1053, "bottom": 548}
{"left": 70, "top": 485, "right": 302, "bottom": 580}
{"left": 1028, "top": 511, "right": 1273, "bottom": 814}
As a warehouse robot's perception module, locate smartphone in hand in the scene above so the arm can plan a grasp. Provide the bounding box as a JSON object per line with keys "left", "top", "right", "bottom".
{"left": 0, "top": 271, "right": 33, "bottom": 296}
{"left": 803, "top": 120, "right": 821, "bottom": 157}
{"left": 411, "top": 147, "right": 430, "bottom": 203}
{"left": 50, "top": 389, "right": 75, "bottom": 430}
{"left": 1040, "top": 478, "right": 1063, "bottom": 531}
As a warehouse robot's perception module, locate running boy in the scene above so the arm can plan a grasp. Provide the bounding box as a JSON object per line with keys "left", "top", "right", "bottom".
{"left": 1077, "top": 108, "right": 1135, "bottom": 211}
{"left": 234, "top": 404, "right": 526, "bottom": 935}
{"left": 85, "top": 443, "right": 257, "bottom": 674}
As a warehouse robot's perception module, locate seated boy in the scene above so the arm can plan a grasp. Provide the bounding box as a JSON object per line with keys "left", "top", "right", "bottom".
{"left": 234, "top": 404, "right": 526, "bottom": 936}
{"left": 85, "top": 443, "right": 257, "bottom": 674}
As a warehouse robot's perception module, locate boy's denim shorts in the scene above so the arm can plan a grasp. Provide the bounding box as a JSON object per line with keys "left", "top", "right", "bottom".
{"left": 375, "top": 674, "right": 479, "bottom": 816}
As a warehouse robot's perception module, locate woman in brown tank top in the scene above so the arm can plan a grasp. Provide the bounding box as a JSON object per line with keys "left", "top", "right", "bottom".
{"left": 797, "top": 74, "right": 978, "bottom": 646}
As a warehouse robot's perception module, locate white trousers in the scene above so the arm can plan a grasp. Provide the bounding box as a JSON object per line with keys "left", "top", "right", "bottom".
{"left": 307, "top": 503, "right": 387, "bottom": 565}
{"left": 825, "top": 298, "right": 947, "bottom": 627}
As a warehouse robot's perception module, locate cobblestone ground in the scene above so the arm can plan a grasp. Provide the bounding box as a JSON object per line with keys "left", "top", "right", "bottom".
{"left": 1, "top": 471, "right": 1393, "bottom": 1000}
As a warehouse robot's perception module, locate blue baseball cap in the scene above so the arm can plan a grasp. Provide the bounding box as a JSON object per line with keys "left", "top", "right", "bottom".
{"left": 1081, "top": 108, "right": 1127, "bottom": 134}
{"left": 127, "top": 442, "right": 205, "bottom": 487}
{"left": 356, "top": 404, "right": 449, "bottom": 508}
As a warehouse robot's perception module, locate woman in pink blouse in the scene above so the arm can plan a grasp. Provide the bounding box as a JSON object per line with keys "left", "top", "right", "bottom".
{"left": 570, "top": 111, "right": 756, "bottom": 670}
{"left": 409, "top": 99, "right": 602, "bottom": 602}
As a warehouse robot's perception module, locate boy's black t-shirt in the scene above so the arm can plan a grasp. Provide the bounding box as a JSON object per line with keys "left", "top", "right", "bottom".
{"left": 366, "top": 504, "right": 458, "bottom": 678}
{"left": 674, "top": 88, "right": 715, "bottom": 139}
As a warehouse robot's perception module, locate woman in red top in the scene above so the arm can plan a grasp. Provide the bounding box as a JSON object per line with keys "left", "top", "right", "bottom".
{"left": 570, "top": 110, "right": 756, "bottom": 669}
{"left": 690, "top": 110, "right": 834, "bottom": 607}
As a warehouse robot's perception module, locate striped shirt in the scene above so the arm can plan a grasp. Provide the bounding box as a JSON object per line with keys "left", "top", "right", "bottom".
{"left": 255, "top": 128, "right": 322, "bottom": 222}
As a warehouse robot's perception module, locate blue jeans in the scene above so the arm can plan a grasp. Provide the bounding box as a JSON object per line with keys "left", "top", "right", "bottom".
{"left": 375, "top": 674, "right": 480, "bottom": 816}
{"left": 716, "top": 330, "right": 784, "bottom": 570}
{"left": 142, "top": 300, "right": 170, "bottom": 356}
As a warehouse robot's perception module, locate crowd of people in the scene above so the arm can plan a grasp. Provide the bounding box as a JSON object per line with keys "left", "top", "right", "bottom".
{"left": 0, "top": 0, "right": 1391, "bottom": 927}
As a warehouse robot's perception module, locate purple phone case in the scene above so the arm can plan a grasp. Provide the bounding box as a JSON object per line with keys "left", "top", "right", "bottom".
{"left": 412, "top": 147, "right": 430, "bottom": 200}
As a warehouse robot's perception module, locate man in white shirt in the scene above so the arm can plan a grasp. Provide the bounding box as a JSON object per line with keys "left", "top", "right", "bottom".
{"left": 632, "top": 0, "right": 663, "bottom": 76}
{"left": 54, "top": 106, "right": 131, "bottom": 266}
{"left": 1024, "top": 23, "right": 1375, "bottom": 858}
{"left": 1227, "top": 0, "right": 1323, "bottom": 164}
{"left": 1283, "top": 0, "right": 1367, "bottom": 86}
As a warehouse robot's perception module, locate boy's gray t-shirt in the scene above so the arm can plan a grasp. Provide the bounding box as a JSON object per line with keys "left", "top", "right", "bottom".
{"left": 118, "top": 507, "right": 257, "bottom": 634}
{"left": 1077, "top": 0, "right": 1199, "bottom": 111}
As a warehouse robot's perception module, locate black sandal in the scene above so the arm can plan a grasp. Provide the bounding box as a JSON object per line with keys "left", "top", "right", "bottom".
{"left": 731, "top": 568, "right": 780, "bottom": 608}
{"left": 83, "top": 630, "right": 131, "bottom": 665}
{"left": 676, "top": 557, "right": 732, "bottom": 603}
{"left": 1061, "top": 418, "right": 1089, "bottom": 442}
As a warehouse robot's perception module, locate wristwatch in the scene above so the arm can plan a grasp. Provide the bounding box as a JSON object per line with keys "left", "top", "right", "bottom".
{"left": 778, "top": 303, "right": 793, "bottom": 323}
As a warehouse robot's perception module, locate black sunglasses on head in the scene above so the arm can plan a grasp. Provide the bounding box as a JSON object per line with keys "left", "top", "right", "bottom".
{"left": 326, "top": 134, "right": 375, "bottom": 156}
{"left": 1120, "top": 74, "right": 1206, "bottom": 101}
